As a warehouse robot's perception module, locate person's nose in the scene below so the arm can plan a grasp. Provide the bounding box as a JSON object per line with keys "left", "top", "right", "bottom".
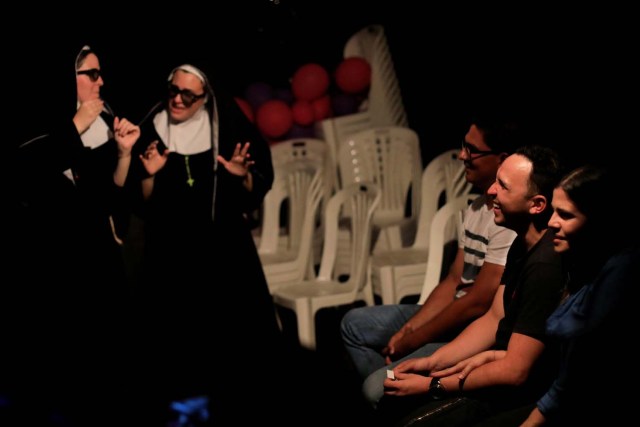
{"left": 548, "top": 212, "right": 560, "bottom": 229}
{"left": 487, "top": 181, "right": 497, "bottom": 196}
{"left": 459, "top": 147, "right": 468, "bottom": 161}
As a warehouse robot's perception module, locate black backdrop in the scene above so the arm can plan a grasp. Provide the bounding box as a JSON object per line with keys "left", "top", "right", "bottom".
{"left": 7, "top": 0, "right": 636, "bottom": 169}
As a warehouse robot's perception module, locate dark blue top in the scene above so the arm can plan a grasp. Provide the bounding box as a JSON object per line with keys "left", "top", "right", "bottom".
{"left": 537, "top": 246, "right": 639, "bottom": 422}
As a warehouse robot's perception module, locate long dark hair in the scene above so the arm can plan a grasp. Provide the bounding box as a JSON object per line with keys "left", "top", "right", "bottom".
{"left": 559, "top": 164, "right": 631, "bottom": 289}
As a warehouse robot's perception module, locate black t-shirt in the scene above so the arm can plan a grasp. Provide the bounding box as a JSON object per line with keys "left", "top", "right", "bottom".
{"left": 490, "top": 229, "right": 565, "bottom": 406}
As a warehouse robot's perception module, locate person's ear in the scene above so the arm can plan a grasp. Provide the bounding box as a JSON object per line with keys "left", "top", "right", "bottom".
{"left": 528, "top": 194, "right": 547, "bottom": 215}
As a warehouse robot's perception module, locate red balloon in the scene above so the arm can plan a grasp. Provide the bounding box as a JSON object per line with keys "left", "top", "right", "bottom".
{"left": 335, "top": 57, "right": 372, "bottom": 94}
{"left": 291, "top": 63, "right": 330, "bottom": 101}
{"left": 256, "top": 99, "right": 293, "bottom": 139}
{"left": 292, "top": 100, "right": 315, "bottom": 126}
{"left": 234, "top": 97, "right": 255, "bottom": 123}
{"left": 312, "top": 95, "right": 331, "bottom": 121}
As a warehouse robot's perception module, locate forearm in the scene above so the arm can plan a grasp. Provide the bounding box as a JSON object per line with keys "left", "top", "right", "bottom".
{"left": 520, "top": 407, "right": 546, "bottom": 426}
{"left": 113, "top": 155, "right": 132, "bottom": 187}
{"left": 445, "top": 351, "right": 518, "bottom": 392}
{"left": 142, "top": 176, "right": 154, "bottom": 200}
{"left": 243, "top": 171, "right": 253, "bottom": 192}
{"left": 429, "top": 316, "right": 498, "bottom": 369}
{"left": 407, "top": 275, "right": 460, "bottom": 329}
{"left": 459, "top": 333, "right": 544, "bottom": 391}
{"left": 405, "top": 291, "right": 492, "bottom": 348}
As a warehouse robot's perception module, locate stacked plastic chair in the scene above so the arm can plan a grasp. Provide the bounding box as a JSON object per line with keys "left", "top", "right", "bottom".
{"left": 317, "top": 24, "right": 408, "bottom": 190}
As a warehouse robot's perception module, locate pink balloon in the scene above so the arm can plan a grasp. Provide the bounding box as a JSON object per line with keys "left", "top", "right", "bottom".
{"left": 256, "top": 99, "right": 293, "bottom": 139}
{"left": 335, "top": 57, "right": 372, "bottom": 95}
{"left": 291, "top": 63, "right": 330, "bottom": 101}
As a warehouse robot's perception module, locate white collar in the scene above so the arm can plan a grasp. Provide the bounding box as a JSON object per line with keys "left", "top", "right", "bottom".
{"left": 80, "top": 115, "right": 111, "bottom": 149}
{"left": 153, "top": 107, "right": 211, "bottom": 155}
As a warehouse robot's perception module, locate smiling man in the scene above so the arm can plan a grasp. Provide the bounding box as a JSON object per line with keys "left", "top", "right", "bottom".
{"left": 341, "top": 110, "right": 523, "bottom": 406}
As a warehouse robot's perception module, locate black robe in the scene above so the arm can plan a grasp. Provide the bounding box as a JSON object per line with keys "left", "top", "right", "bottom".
{"left": 130, "top": 62, "right": 282, "bottom": 422}
{"left": 3, "top": 42, "right": 131, "bottom": 427}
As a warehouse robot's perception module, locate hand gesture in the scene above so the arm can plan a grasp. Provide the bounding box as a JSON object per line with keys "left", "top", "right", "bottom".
{"left": 114, "top": 117, "right": 140, "bottom": 158}
{"left": 74, "top": 98, "right": 104, "bottom": 134}
{"left": 382, "top": 324, "right": 413, "bottom": 363}
{"left": 430, "top": 350, "right": 498, "bottom": 380}
{"left": 383, "top": 372, "right": 431, "bottom": 397}
{"left": 394, "top": 356, "right": 436, "bottom": 375}
{"left": 217, "top": 142, "right": 254, "bottom": 177}
{"left": 140, "top": 141, "right": 169, "bottom": 176}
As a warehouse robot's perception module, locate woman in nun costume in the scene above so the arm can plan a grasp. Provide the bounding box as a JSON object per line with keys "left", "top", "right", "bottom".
{"left": 4, "top": 43, "right": 140, "bottom": 426}
{"left": 132, "top": 62, "right": 283, "bottom": 422}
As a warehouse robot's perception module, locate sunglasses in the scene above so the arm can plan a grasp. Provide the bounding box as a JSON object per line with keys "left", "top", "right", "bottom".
{"left": 168, "top": 84, "right": 206, "bottom": 107}
{"left": 77, "top": 68, "right": 102, "bottom": 82}
{"left": 461, "top": 141, "right": 498, "bottom": 160}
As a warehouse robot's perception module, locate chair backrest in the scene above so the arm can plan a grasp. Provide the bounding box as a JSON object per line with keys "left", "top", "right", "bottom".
{"left": 315, "top": 112, "right": 371, "bottom": 192}
{"left": 270, "top": 138, "right": 328, "bottom": 170}
{"left": 338, "top": 126, "right": 422, "bottom": 225}
{"left": 258, "top": 160, "right": 321, "bottom": 255}
{"left": 270, "top": 137, "right": 334, "bottom": 199}
{"left": 318, "top": 182, "right": 381, "bottom": 297}
{"left": 289, "top": 167, "right": 325, "bottom": 275}
{"left": 417, "top": 194, "right": 480, "bottom": 304}
{"left": 412, "top": 149, "right": 474, "bottom": 249}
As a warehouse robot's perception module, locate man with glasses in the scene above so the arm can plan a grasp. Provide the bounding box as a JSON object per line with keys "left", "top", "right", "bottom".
{"left": 380, "top": 145, "right": 566, "bottom": 426}
{"left": 130, "top": 63, "right": 282, "bottom": 424}
{"left": 341, "top": 110, "right": 523, "bottom": 407}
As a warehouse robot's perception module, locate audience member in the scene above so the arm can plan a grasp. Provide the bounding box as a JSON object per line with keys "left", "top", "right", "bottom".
{"left": 379, "top": 145, "right": 565, "bottom": 426}
{"left": 341, "top": 111, "right": 523, "bottom": 406}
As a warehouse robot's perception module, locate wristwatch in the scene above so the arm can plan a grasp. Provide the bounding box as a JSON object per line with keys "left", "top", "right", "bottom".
{"left": 428, "top": 377, "right": 447, "bottom": 400}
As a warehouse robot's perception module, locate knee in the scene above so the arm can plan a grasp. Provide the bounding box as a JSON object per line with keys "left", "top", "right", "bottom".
{"left": 340, "top": 307, "right": 364, "bottom": 338}
{"left": 362, "top": 369, "right": 385, "bottom": 407}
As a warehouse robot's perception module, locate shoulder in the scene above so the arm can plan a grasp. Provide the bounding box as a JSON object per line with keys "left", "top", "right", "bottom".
{"left": 527, "top": 230, "right": 562, "bottom": 266}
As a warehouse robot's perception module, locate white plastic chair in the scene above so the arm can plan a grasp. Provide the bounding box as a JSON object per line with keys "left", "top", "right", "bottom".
{"left": 343, "top": 24, "right": 409, "bottom": 129}
{"left": 370, "top": 150, "right": 474, "bottom": 304}
{"left": 315, "top": 112, "right": 371, "bottom": 191}
{"left": 260, "top": 166, "right": 324, "bottom": 294}
{"left": 336, "top": 126, "right": 422, "bottom": 269}
{"left": 315, "top": 23, "right": 409, "bottom": 185}
{"left": 272, "top": 182, "right": 381, "bottom": 350}
{"left": 255, "top": 139, "right": 330, "bottom": 258}
{"left": 418, "top": 194, "right": 480, "bottom": 304}
{"left": 270, "top": 138, "right": 333, "bottom": 195}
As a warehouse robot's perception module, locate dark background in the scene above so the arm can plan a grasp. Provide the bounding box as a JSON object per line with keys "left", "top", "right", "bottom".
{"left": 2, "top": 2, "right": 634, "bottom": 424}
{"left": 9, "top": 0, "right": 636, "bottom": 168}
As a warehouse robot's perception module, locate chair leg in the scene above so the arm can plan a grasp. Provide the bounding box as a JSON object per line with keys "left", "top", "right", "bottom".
{"left": 379, "top": 266, "right": 396, "bottom": 305}
{"left": 363, "top": 261, "right": 375, "bottom": 306}
{"left": 294, "top": 299, "right": 317, "bottom": 350}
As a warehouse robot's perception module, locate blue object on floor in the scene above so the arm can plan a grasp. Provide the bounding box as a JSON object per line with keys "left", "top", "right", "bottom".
{"left": 168, "top": 396, "right": 209, "bottom": 427}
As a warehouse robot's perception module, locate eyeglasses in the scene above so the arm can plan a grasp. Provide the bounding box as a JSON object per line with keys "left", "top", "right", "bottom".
{"left": 77, "top": 68, "right": 102, "bottom": 82}
{"left": 168, "top": 84, "right": 206, "bottom": 107}
{"left": 461, "top": 141, "right": 498, "bottom": 160}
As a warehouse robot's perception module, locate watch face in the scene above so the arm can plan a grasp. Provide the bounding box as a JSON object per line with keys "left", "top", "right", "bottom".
{"left": 429, "top": 378, "right": 447, "bottom": 400}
